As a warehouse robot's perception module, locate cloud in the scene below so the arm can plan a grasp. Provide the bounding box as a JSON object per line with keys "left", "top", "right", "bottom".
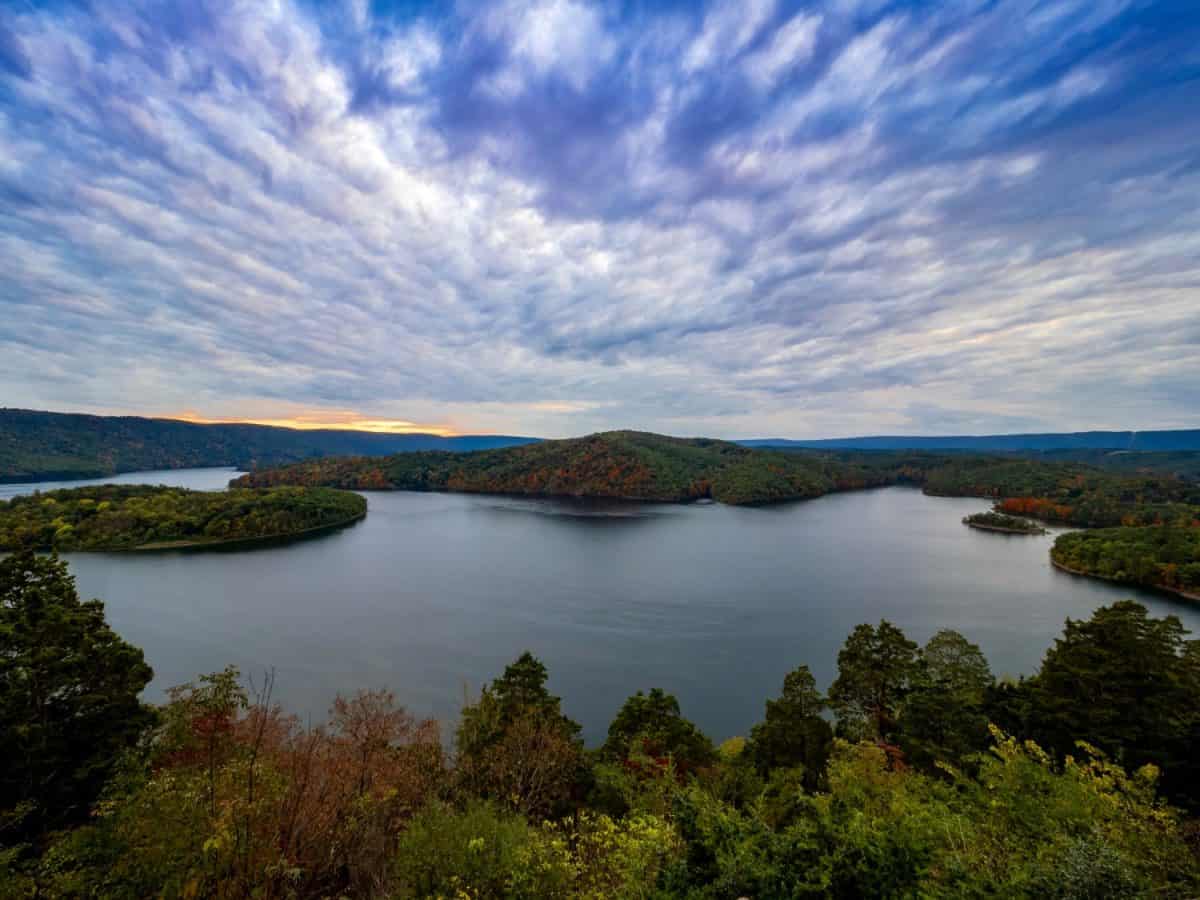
{"left": 0, "top": 0, "right": 1197, "bottom": 439}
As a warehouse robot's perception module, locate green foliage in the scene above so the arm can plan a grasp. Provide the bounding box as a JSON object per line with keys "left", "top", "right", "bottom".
{"left": 900, "top": 630, "right": 994, "bottom": 769}
{"left": 664, "top": 735, "right": 1200, "bottom": 899}
{"left": 995, "top": 600, "right": 1200, "bottom": 811}
{"left": 1051, "top": 524, "right": 1200, "bottom": 595}
{"left": 0, "top": 484, "right": 366, "bottom": 550}
{"left": 456, "top": 653, "right": 586, "bottom": 819}
{"left": 828, "top": 620, "right": 920, "bottom": 742}
{"left": 0, "top": 552, "right": 154, "bottom": 847}
{"left": 392, "top": 801, "right": 679, "bottom": 899}
{"left": 602, "top": 688, "right": 716, "bottom": 775}
{"left": 746, "top": 666, "right": 832, "bottom": 790}
{"left": 392, "top": 800, "right": 572, "bottom": 898}
{"left": 926, "top": 456, "right": 1200, "bottom": 526}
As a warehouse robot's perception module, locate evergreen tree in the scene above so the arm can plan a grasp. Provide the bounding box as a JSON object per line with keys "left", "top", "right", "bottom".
{"left": 901, "top": 629, "right": 993, "bottom": 769}
{"left": 0, "top": 551, "right": 154, "bottom": 845}
{"left": 746, "top": 665, "right": 833, "bottom": 789}
{"left": 602, "top": 688, "right": 715, "bottom": 773}
{"left": 455, "top": 652, "right": 583, "bottom": 818}
{"left": 828, "top": 620, "right": 919, "bottom": 742}
{"left": 1019, "top": 600, "right": 1200, "bottom": 809}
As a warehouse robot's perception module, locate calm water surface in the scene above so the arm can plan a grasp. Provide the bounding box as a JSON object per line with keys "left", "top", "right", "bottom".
{"left": 10, "top": 468, "right": 1200, "bottom": 743}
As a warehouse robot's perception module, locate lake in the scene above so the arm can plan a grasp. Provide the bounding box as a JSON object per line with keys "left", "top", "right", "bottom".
{"left": 8, "top": 468, "right": 1199, "bottom": 744}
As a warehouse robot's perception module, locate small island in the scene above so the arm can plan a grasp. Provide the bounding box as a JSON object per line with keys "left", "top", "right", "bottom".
{"left": 0, "top": 484, "right": 366, "bottom": 551}
{"left": 962, "top": 511, "right": 1047, "bottom": 534}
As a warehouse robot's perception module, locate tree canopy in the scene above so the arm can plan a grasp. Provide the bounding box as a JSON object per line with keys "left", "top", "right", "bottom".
{"left": 0, "top": 484, "right": 366, "bottom": 551}
{"left": 4, "top": 570, "right": 1200, "bottom": 896}
{"left": 0, "top": 551, "right": 154, "bottom": 845}
{"left": 828, "top": 620, "right": 921, "bottom": 742}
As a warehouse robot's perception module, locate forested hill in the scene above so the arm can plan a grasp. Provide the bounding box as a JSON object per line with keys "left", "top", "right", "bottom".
{"left": 231, "top": 431, "right": 935, "bottom": 505}
{"left": 0, "top": 408, "right": 536, "bottom": 483}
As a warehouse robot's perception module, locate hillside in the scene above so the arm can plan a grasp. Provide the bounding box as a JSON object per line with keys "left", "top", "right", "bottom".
{"left": 0, "top": 484, "right": 366, "bottom": 551}
{"left": 231, "top": 431, "right": 939, "bottom": 505}
{"left": 0, "top": 408, "right": 535, "bottom": 483}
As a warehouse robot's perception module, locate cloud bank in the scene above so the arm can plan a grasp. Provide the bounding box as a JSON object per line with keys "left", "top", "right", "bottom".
{"left": 1, "top": 0, "right": 1197, "bottom": 437}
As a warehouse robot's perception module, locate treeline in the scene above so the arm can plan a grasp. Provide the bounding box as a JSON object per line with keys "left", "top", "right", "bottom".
{"left": 922, "top": 456, "right": 1200, "bottom": 527}
{"left": 1052, "top": 526, "right": 1200, "bottom": 597}
{"left": 0, "top": 485, "right": 366, "bottom": 551}
{"left": 0, "top": 408, "right": 534, "bottom": 483}
{"left": 3, "top": 553, "right": 1199, "bottom": 897}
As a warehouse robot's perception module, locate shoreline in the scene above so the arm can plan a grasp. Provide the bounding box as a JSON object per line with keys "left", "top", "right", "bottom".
{"left": 130, "top": 510, "right": 367, "bottom": 552}
{"left": 1050, "top": 558, "right": 1200, "bottom": 604}
{"left": 0, "top": 510, "right": 368, "bottom": 555}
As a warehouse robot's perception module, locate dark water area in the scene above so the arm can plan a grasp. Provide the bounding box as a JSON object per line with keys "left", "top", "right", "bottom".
{"left": 9, "top": 469, "right": 1199, "bottom": 744}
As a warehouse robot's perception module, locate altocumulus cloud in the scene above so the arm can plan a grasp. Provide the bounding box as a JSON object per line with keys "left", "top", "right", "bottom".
{"left": 0, "top": 0, "right": 1197, "bottom": 437}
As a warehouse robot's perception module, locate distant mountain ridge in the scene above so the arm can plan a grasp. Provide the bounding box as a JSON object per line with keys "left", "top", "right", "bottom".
{"left": 740, "top": 430, "right": 1200, "bottom": 452}
{"left": 0, "top": 408, "right": 536, "bottom": 483}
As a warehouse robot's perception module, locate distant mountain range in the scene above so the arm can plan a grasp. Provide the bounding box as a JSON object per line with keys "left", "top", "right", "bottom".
{"left": 0, "top": 408, "right": 535, "bottom": 483}
{"left": 2, "top": 407, "right": 1198, "bottom": 484}
{"left": 739, "top": 430, "right": 1200, "bottom": 452}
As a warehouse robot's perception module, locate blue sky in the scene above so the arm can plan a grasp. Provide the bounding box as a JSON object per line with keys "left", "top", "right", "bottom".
{"left": 1, "top": 0, "right": 1197, "bottom": 438}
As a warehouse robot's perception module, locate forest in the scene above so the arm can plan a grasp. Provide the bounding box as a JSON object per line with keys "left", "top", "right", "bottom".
{"left": 921, "top": 456, "right": 1200, "bottom": 527}
{"left": 3, "top": 551, "right": 1200, "bottom": 898}
{"left": 0, "top": 485, "right": 366, "bottom": 551}
{"left": 1052, "top": 526, "right": 1200, "bottom": 598}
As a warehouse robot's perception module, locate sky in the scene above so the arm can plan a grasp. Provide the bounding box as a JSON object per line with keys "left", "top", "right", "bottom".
{"left": 0, "top": 0, "right": 1198, "bottom": 439}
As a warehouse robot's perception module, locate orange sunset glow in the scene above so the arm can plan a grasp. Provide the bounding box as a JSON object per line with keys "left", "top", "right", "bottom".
{"left": 168, "top": 411, "right": 458, "bottom": 437}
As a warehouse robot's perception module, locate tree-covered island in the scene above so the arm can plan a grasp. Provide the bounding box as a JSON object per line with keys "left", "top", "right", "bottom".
{"left": 0, "top": 484, "right": 366, "bottom": 551}
{"left": 962, "top": 511, "right": 1048, "bottom": 534}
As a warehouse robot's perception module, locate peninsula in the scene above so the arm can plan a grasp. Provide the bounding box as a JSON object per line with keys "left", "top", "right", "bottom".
{"left": 0, "top": 484, "right": 366, "bottom": 551}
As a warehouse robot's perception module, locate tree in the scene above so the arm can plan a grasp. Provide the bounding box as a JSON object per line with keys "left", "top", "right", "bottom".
{"left": 489, "top": 651, "right": 579, "bottom": 735}
{"left": 746, "top": 665, "right": 833, "bottom": 789}
{"left": 0, "top": 551, "right": 154, "bottom": 845}
{"left": 1016, "top": 600, "right": 1200, "bottom": 810}
{"left": 455, "top": 652, "right": 584, "bottom": 817}
{"left": 828, "top": 620, "right": 919, "bottom": 742}
{"left": 900, "top": 629, "right": 993, "bottom": 769}
{"left": 602, "top": 688, "right": 715, "bottom": 774}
